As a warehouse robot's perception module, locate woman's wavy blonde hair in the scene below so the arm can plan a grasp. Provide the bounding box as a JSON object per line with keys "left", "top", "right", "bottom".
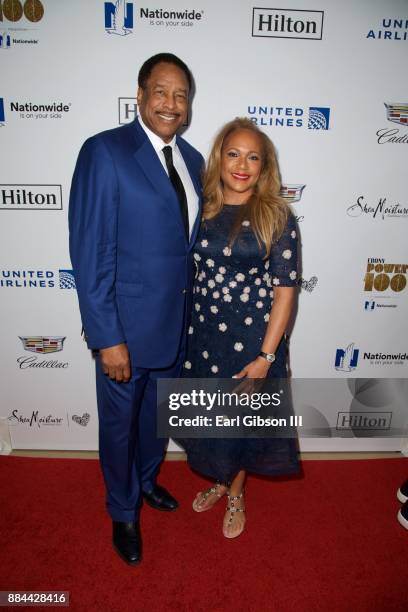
{"left": 203, "top": 117, "right": 288, "bottom": 258}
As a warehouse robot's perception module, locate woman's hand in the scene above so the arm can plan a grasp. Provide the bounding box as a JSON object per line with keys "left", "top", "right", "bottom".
{"left": 232, "top": 357, "right": 270, "bottom": 395}
{"left": 233, "top": 356, "right": 271, "bottom": 379}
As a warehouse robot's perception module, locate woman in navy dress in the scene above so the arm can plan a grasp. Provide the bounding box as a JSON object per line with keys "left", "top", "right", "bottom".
{"left": 178, "top": 118, "right": 300, "bottom": 539}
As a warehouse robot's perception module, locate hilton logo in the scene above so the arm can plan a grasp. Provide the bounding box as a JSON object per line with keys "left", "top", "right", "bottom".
{"left": 118, "top": 97, "right": 137, "bottom": 125}
{"left": 0, "top": 185, "right": 62, "bottom": 210}
{"left": 252, "top": 8, "right": 324, "bottom": 40}
{"left": 337, "top": 412, "right": 392, "bottom": 431}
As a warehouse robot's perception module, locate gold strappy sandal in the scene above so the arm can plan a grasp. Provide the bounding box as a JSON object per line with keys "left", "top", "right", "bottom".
{"left": 223, "top": 491, "right": 246, "bottom": 539}
{"left": 192, "top": 481, "right": 229, "bottom": 513}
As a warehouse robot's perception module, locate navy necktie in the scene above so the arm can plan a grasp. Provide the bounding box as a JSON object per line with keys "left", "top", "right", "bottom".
{"left": 162, "top": 145, "right": 189, "bottom": 239}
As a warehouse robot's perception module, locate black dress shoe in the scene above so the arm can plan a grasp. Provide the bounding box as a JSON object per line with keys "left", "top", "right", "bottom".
{"left": 112, "top": 521, "right": 142, "bottom": 565}
{"left": 143, "top": 484, "right": 179, "bottom": 511}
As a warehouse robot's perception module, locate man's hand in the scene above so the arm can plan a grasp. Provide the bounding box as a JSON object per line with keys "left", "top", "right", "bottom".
{"left": 100, "top": 343, "right": 131, "bottom": 383}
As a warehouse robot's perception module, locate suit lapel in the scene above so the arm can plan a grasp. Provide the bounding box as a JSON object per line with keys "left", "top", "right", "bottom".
{"left": 130, "top": 119, "right": 202, "bottom": 249}
{"left": 177, "top": 137, "right": 203, "bottom": 250}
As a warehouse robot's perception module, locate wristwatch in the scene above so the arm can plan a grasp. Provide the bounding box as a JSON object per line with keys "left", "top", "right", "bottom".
{"left": 259, "top": 351, "right": 275, "bottom": 364}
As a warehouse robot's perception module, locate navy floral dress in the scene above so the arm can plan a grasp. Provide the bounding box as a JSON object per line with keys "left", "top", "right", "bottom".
{"left": 178, "top": 204, "right": 300, "bottom": 483}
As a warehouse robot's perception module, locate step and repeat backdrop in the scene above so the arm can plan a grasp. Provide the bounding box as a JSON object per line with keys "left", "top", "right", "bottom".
{"left": 1, "top": 0, "right": 407, "bottom": 451}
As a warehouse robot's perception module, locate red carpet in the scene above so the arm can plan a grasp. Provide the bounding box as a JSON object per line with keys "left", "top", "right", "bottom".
{"left": 0, "top": 456, "right": 407, "bottom": 612}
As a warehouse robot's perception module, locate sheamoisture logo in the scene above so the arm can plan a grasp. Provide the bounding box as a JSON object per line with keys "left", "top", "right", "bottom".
{"left": 347, "top": 196, "right": 408, "bottom": 219}
{"left": 8, "top": 409, "right": 63, "bottom": 428}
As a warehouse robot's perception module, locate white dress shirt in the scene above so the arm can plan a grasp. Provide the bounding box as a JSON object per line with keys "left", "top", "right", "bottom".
{"left": 138, "top": 115, "right": 199, "bottom": 240}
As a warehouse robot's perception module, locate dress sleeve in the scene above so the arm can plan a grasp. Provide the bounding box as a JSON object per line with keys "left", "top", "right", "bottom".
{"left": 269, "top": 212, "right": 298, "bottom": 287}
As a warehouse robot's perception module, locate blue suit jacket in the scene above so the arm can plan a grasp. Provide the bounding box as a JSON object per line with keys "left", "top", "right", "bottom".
{"left": 69, "top": 118, "right": 204, "bottom": 368}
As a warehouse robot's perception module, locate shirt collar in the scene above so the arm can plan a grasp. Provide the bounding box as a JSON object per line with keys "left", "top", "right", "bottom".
{"left": 138, "top": 114, "right": 177, "bottom": 154}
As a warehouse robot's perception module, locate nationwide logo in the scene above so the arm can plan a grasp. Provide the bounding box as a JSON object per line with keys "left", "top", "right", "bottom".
{"left": 299, "top": 276, "right": 318, "bottom": 292}
{"left": 72, "top": 413, "right": 90, "bottom": 427}
{"left": 0, "top": 185, "right": 62, "bottom": 210}
{"left": 280, "top": 184, "right": 306, "bottom": 203}
{"left": 252, "top": 8, "right": 324, "bottom": 40}
{"left": 347, "top": 195, "right": 408, "bottom": 220}
{"left": 0, "top": 32, "right": 11, "bottom": 49}
{"left": 8, "top": 409, "right": 64, "bottom": 428}
{"left": 335, "top": 343, "right": 360, "bottom": 372}
{"left": 335, "top": 343, "right": 408, "bottom": 370}
{"left": 105, "top": 0, "right": 133, "bottom": 35}
{"left": 19, "top": 336, "right": 65, "bottom": 353}
{"left": 0, "top": 0, "right": 44, "bottom": 48}
{"left": 366, "top": 18, "right": 408, "bottom": 41}
{"left": 0, "top": 268, "right": 76, "bottom": 289}
{"left": 2, "top": 99, "right": 71, "bottom": 120}
{"left": 364, "top": 300, "right": 397, "bottom": 311}
{"left": 104, "top": 1, "right": 203, "bottom": 34}
{"left": 364, "top": 258, "right": 407, "bottom": 293}
{"left": 376, "top": 102, "right": 408, "bottom": 144}
{"left": 247, "top": 105, "right": 330, "bottom": 129}
{"left": 17, "top": 335, "right": 69, "bottom": 369}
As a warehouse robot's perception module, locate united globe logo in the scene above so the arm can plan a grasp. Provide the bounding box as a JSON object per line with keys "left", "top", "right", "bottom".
{"left": 308, "top": 107, "right": 330, "bottom": 130}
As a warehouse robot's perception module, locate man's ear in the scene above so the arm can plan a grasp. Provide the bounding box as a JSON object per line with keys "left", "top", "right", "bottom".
{"left": 136, "top": 87, "right": 143, "bottom": 106}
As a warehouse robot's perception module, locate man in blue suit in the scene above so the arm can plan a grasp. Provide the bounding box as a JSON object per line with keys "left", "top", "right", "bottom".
{"left": 69, "top": 53, "right": 203, "bottom": 565}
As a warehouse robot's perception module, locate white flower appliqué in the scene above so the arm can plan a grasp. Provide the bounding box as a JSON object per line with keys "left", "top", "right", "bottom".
{"left": 289, "top": 270, "right": 297, "bottom": 280}
{"left": 201, "top": 239, "right": 208, "bottom": 247}
{"left": 210, "top": 305, "right": 218, "bottom": 314}
{"left": 223, "top": 246, "right": 232, "bottom": 257}
{"left": 184, "top": 361, "right": 192, "bottom": 369}
{"left": 234, "top": 342, "right": 244, "bottom": 352}
{"left": 218, "top": 323, "right": 227, "bottom": 332}
{"left": 244, "top": 317, "right": 253, "bottom": 325}
{"left": 211, "top": 365, "right": 219, "bottom": 373}
{"left": 282, "top": 249, "right": 292, "bottom": 260}
{"left": 206, "top": 258, "right": 215, "bottom": 268}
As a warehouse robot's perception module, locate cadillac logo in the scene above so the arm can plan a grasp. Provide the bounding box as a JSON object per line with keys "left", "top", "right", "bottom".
{"left": 384, "top": 103, "right": 408, "bottom": 126}
{"left": 280, "top": 184, "right": 306, "bottom": 203}
{"left": 19, "top": 336, "right": 66, "bottom": 354}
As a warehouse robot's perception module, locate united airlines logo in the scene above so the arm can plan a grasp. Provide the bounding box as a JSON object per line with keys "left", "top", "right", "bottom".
{"left": 384, "top": 103, "right": 408, "bottom": 126}
{"left": 335, "top": 343, "right": 360, "bottom": 372}
{"left": 19, "top": 336, "right": 66, "bottom": 354}
{"left": 104, "top": 0, "right": 134, "bottom": 35}
{"left": 308, "top": 107, "right": 330, "bottom": 130}
{"left": 59, "top": 269, "right": 76, "bottom": 289}
{"left": 247, "top": 105, "right": 331, "bottom": 130}
{"left": 280, "top": 184, "right": 306, "bottom": 203}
